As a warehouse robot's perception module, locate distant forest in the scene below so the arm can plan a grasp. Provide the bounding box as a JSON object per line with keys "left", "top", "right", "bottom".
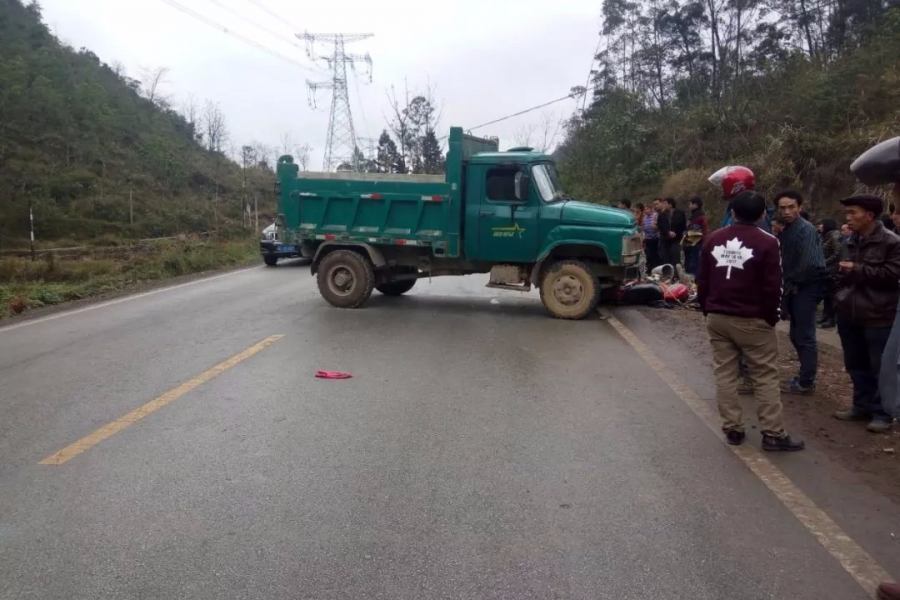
{"left": 558, "top": 0, "right": 900, "bottom": 222}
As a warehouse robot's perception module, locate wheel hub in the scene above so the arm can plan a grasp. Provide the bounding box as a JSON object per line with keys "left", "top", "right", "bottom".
{"left": 553, "top": 274, "right": 584, "bottom": 307}
{"left": 328, "top": 266, "right": 356, "bottom": 296}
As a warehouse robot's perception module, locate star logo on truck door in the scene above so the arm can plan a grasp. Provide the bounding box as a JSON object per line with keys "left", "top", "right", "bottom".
{"left": 492, "top": 223, "right": 526, "bottom": 239}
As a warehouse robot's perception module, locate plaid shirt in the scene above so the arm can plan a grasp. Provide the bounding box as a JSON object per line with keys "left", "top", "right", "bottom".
{"left": 779, "top": 217, "right": 825, "bottom": 288}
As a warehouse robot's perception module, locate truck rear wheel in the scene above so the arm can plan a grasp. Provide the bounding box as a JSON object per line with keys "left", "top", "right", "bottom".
{"left": 539, "top": 260, "right": 600, "bottom": 320}
{"left": 317, "top": 249, "right": 375, "bottom": 308}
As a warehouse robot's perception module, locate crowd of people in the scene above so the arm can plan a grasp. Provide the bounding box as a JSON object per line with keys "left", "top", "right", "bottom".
{"left": 618, "top": 166, "right": 900, "bottom": 441}
{"left": 619, "top": 138, "right": 900, "bottom": 598}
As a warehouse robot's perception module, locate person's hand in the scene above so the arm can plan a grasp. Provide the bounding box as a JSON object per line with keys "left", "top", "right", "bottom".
{"left": 839, "top": 261, "right": 854, "bottom": 273}
{"left": 668, "top": 231, "right": 676, "bottom": 238}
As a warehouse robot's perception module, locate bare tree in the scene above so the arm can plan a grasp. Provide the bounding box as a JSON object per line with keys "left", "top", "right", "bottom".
{"left": 140, "top": 66, "right": 170, "bottom": 106}
{"left": 294, "top": 143, "right": 313, "bottom": 171}
{"left": 385, "top": 80, "right": 443, "bottom": 173}
{"left": 279, "top": 131, "right": 293, "bottom": 157}
{"left": 536, "top": 111, "right": 562, "bottom": 153}
{"left": 385, "top": 84, "right": 412, "bottom": 171}
{"left": 253, "top": 142, "right": 274, "bottom": 171}
{"left": 111, "top": 60, "right": 127, "bottom": 78}
{"left": 181, "top": 93, "right": 199, "bottom": 128}
{"left": 241, "top": 145, "right": 258, "bottom": 171}
{"left": 512, "top": 124, "right": 536, "bottom": 148}
{"left": 203, "top": 101, "right": 229, "bottom": 153}
{"left": 511, "top": 111, "right": 561, "bottom": 153}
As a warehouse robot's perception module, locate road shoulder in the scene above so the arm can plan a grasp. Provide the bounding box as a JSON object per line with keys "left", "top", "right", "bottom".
{"left": 611, "top": 305, "right": 900, "bottom": 580}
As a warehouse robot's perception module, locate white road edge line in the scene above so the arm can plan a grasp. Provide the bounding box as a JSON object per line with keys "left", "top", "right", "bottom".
{"left": 0, "top": 266, "right": 260, "bottom": 334}
{"left": 599, "top": 307, "right": 894, "bottom": 599}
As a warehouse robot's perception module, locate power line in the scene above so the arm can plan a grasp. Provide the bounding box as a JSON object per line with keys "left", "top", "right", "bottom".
{"left": 353, "top": 74, "right": 370, "bottom": 139}
{"left": 203, "top": 0, "right": 316, "bottom": 62}
{"left": 158, "top": 0, "right": 318, "bottom": 73}
{"left": 441, "top": 89, "right": 587, "bottom": 140}
{"left": 241, "top": 0, "right": 302, "bottom": 32}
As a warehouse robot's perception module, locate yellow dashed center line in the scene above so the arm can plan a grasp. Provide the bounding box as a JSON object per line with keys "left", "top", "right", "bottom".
{"left": 40, "top": 335, "right": 284, "bottom": 466}
{"left": 599, "top": 308, "right": 893, "bottom": 598}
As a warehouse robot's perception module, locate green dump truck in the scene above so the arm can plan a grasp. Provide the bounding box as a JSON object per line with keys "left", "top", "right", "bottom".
{"left": 273, "top": 127, "right": 643, "bottom": 319}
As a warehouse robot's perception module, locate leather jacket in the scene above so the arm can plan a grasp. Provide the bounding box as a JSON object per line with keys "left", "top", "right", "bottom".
{"left": 835, "top": 221, "right": 900, "bottom": 327}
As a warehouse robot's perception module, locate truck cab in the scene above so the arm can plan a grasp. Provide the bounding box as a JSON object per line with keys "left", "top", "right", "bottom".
{"left": 273, "top": 128, "right": 643, "bottom": 319}
{"left": 463, "top": 150, "right": 637, "bottom": 266}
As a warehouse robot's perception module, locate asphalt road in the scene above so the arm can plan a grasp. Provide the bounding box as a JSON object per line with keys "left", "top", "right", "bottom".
{"left": 0, "top": 261, "right": 891, "bottom": 599}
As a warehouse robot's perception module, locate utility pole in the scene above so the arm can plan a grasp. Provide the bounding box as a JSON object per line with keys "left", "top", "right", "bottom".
{"left": 254, "top": 194, "right": 258, "bottom": 234}
{"left": 299, "top": 32, "right": 373, "bottom": 172}
{"left": 129, "top": 189, "right": 134, "bottom": 225}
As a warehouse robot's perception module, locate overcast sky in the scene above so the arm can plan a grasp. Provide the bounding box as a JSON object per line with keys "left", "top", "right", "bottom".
{"left": 39, "top": 0, "right": 601, "bottom": 170}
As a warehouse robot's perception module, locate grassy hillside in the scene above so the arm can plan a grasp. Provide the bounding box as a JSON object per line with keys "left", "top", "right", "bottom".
{"left": 0, "top": 0, "right": 274, "bottom": 248}
{"left": 559, "top": 1, "right": 900, "bottom": 224}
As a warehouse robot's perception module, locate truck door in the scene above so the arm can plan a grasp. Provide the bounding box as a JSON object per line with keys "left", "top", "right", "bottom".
{"left": 475, "top": 165, "right": 539, "bottom": 263}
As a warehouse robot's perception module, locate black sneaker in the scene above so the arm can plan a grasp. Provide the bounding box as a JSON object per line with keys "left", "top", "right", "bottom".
{"left": 867, "top": 419, "right": 894, "bottom": 434}
{"left": 762, "top": 435, "right": 805, "bottom": 452}
{"left": 833, "top": 407, "right": 869, "bottom": 421}
{"left": 725, "top": 430, "right": 746, "bottom": 446}
{"left": 820, "top": 320, "right": 836, "bottom": 329}
{"left": 781, "top": 377, "right": 815, "bottom": 396}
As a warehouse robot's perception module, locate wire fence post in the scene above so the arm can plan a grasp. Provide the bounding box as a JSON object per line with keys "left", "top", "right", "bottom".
{"left": 29, "top": 198, "right": 35, "bottom": 262}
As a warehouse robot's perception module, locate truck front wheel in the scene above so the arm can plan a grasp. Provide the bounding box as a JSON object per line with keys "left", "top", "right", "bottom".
{"left": 539, "top": 260, "right": 601, "bottom": 320}
{"left": 317, "top": 249, "right": 375, "bottom": 308}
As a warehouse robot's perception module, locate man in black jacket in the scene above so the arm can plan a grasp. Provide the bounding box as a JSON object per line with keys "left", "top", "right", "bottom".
{"left": 658, "top": 197, "right": 686, "bottom": 266}
{"left": 776, "top": 190, "right": 826, "bottom": 395}
{"left": 834, "top": 194, "right": 900, "bottom": 433}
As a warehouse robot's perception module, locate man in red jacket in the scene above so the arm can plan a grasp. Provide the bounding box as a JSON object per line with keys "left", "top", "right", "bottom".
{"left": 697, "top": 191, "right": 805, "bottom": 451}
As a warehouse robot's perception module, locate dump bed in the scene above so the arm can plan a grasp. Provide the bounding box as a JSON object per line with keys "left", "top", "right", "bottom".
{"left": 275, "top": 128, "right": 498, "bottom": 259}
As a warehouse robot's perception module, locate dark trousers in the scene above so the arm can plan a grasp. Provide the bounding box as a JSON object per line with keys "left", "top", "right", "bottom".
{"left": 684, "top": 244, "right": 701, "bottom": 276}
{"left": 786, "top": 284, "right": 820, "bottom": 386}
{"left": 660, "top": 240, "right": 682, "bottom": 266}
{"left": 645, "top": 239, "right": 661, "bottom": 272}
{"left": 820, "top": 279, "right": 836, "bottom": 322}
{"left": 837, "top": 319, "right": 893, "bottom": 421}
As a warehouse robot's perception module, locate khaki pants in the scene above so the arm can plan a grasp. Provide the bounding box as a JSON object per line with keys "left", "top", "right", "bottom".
{"left": 706, "top": 313, "right": 785, "bottom": 437}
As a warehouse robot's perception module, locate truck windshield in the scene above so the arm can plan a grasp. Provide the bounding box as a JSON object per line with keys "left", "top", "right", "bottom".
{"left": 532, "top": 163, "right": 564, "bottom": 202}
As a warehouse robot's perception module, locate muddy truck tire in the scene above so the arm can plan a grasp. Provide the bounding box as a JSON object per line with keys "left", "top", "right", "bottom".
{"left": 539, "top": 259, "right": 601, "bottom": 320}
{"left": 317, "top": 249, "right": 375, "bottom": 308}
{"left": 263, "top": 255, "right": 278, "bottom": 267}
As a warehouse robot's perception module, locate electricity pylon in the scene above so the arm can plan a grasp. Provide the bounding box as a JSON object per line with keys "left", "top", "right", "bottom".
{"left": 298, "top": 32, "right": 373, "bottom": 171}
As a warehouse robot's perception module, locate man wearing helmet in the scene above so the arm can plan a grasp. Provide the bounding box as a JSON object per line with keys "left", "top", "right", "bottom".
{"left": 709, "top": 166, "right": 771, "bottom": 394}
{"left": 710, "top": 166, "right": 773, "bottom": 232}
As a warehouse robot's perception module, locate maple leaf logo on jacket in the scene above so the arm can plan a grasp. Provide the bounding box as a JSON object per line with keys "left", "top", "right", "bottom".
{"left": 711, "top": 237, "right": 754, "bottom": 279}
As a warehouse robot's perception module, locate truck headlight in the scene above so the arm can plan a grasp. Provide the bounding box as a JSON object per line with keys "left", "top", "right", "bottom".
{"left": 622, "top": 233, "right": 643, "bottom": 257}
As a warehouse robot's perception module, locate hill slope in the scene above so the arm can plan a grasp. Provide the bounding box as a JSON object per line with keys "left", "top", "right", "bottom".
{"left": 0, "top": 0, "right": 273, "bottom": 246}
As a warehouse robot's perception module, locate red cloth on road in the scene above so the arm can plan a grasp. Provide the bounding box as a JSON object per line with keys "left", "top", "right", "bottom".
{"left": 315, "top": 371, "right": 353, "bottom": 379}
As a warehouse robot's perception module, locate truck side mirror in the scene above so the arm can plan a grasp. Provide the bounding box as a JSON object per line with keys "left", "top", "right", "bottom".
{"left": 514, "top": 172, "right": 530, "bottom": 202}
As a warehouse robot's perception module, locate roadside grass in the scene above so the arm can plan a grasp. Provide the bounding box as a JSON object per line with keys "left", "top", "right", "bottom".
{"left": 0, "top": 239, "right": 258, "bottom": 319}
